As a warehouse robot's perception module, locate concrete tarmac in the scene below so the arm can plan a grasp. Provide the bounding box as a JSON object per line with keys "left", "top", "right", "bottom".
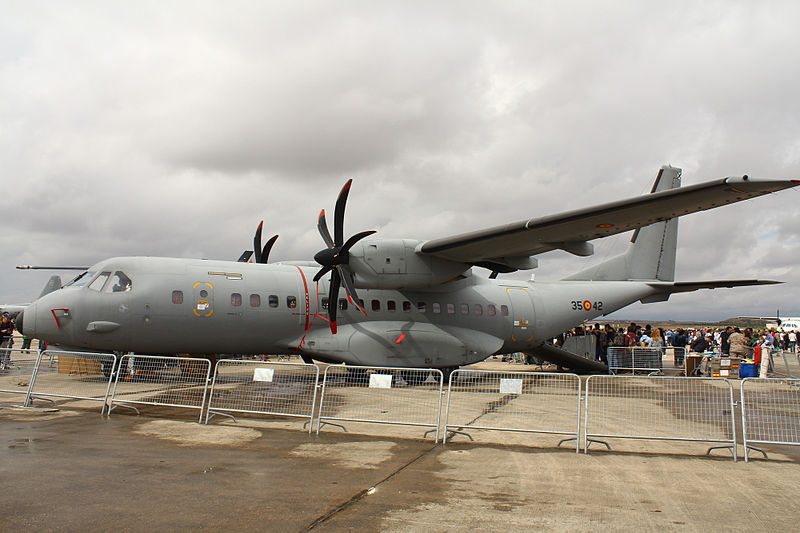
{"left": 2, "top": 403, "right": 800, "bottom": 532}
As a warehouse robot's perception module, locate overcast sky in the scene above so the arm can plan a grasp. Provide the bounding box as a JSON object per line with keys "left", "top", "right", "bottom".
{"left": 1, "top": 1, "right": 799, "bottom": 321}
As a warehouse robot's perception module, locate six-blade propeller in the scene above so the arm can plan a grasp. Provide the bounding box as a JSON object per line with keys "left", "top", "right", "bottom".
{"left": 312, "top": 179, "right": 375, "bottom": 333}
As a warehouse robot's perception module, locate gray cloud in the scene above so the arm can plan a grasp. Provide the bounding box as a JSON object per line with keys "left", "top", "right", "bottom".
{"left": 2, "top": 1, "right": 800, "bottom": 321}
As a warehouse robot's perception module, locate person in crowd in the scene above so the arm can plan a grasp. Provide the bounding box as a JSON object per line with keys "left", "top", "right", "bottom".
{"left": 789, "top": 330, "right": 797, "bottom": 353}
{"left": 690, "top": 331, "right": 710, "bottom": 353}
{"left": 672, "top": 328, "right": 688, "bottom": 365}
{"left": 720, "top": 326, "right": 732, "bottom": 355}
{"left": 729, "top": 327, "right": 748, "bottom": 358}
{"left": 0, "top": 314, "right": 13, "bottom": 369}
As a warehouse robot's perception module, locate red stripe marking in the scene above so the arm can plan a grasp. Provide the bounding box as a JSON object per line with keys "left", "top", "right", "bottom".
{"left": 395, "top": 333, "right": 406, "bottom": 344}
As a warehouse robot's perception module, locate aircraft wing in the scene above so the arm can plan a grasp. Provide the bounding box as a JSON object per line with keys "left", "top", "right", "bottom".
{"left": 419, "top": 176, "right": 800, "bottom": 265}
{"left": 647, "top": 279, "right": 781, "bottom": 293}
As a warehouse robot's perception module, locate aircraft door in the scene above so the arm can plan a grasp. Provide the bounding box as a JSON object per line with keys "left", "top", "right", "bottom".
{"left": 505, "top": 287, "right": 535, "bottom": 345}
{"left": 193, "top": 281, "right": 215, "bottom": 318}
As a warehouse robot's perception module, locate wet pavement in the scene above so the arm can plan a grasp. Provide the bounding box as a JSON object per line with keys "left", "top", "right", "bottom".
{"left": 2, "top": 403, "right": 800, "bottom": 532}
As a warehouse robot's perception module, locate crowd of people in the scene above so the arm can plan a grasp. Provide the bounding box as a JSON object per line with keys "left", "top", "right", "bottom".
{"left": 568, "top": 323, "right": 798, "bottom": 365}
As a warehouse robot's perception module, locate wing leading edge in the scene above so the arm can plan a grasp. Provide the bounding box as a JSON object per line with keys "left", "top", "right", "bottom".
{"left": 419, "top": 170, "right": 800, "bottom": 266}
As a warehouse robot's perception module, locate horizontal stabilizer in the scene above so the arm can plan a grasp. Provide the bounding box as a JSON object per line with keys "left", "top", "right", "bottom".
{"left": 647, "top": 279, "right": 781, "bottom": 294}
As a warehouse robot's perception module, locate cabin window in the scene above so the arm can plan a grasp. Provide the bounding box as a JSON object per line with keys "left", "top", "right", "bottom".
{"left": 231, "top": 293, "right": 242, "bottom": 307}
{"left": 432, "top": 303, "right": 441, "bottom": 314}
{"left": 88, "top": 272, "right": 111, "bottom": 292}
{"left": 172, "top": 290, "right": 184, "bottom": 304}
{"left": 501, "top": 305, "right": 509, "bottom": 316}
{"left": 387, "top": 300, "right": 396, "bottom": 312}
{"left": 371, "top": 299, "right": 381, "bottom": 311}
{"left": 403, "top": 301, "right": 412, "bottom": 312}
{"left": 269, "top": 295, "right": 278, "bottom": 308}
{"left": 321, "top": 297, "right": 329, "bottom": 310}
{"left": 474, "top": 304, "right": 483, "bottom": 316}
{"left": 338, "top": 299, "right": 348, "bottom": 310}
{"left": 287, "top": 296, "right": 297, "bottom": 309}
{"left": 417, "top": 301, "right": 426, "bottom": 312}
{"left": 66, "top": 271, "right": 96, "bottom": 288}
{"left": 488, "top": 304, "right": 497, "bottom": 316}
{"left": 250, "top": 294, "right": 261, "bottom": 307}
{"left": 104, "top": 271, "right": 132, "bottom": 293}
{"left": 358, "top": 299, "right": 365, "bottom": 309}
{"left": 446, "top": 303, "right": 455, "bottom": 315}
{"left": 460, "top": 303, "right": 469, "bottom": 315}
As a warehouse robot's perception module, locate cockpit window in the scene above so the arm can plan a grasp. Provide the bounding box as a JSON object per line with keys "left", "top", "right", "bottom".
{"left": 65, "top": 271, "right": 96, "bottom": 288}
{"left": 103, "top": 271, "right": 132, "bottom": 293}
{"left": 88, "top": 272, "right": 111, "bottom": 291}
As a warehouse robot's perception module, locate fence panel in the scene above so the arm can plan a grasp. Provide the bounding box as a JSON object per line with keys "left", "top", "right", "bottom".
{"left": 317, "top": 366, "right": 443, "bottom": 441}
{"left": 0, "top": 348, "right": 40, "bottom": 397}
{"left": 205, "top": 360, "right": 320, "bottom": 432}
{"left": 109, "top": 355, "right": 211, "bottom": 422}
{"left": 741, "top": 377, "right": 800, "bottom": 461}
{"left": 608, "top": 347, "right": 664, "bottom": 374}
{"left": 584, "top": 375, "right": 737, "bottom": 460}
{"left": 25, "top": 350, "right": 117, "bottom": 414}
{"left": 443, "top": 370, "right": 581, "bottom": 451}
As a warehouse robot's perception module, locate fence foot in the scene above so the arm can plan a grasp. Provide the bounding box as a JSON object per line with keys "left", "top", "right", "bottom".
{"left": 705, "top": 444, "right": 736, "bottom": 460}
{"left": 108, "top": 402, "right": 140, "bottom": 416}
{"left": 557, "top": 436, "right": 578, "bottom": 450}
{"left": 28, "top": 396, "right": 57, "bottom": 407}
{"left": 443, "top": 428, "right": 473, "bottom": 443}
{"left": 317, "top": 420, "right": 347, "bottom": 434}
{"left": 206, "top": 410, "right": 236, "bottom": 425}
{"left": 744, "top": 445, "right": 768, "bottom": 461}
{"left": 585, "top": 439, "right": 611, "bottom": 452}
{"left": 422, "top": 428, "right": 440, "bottom": 442}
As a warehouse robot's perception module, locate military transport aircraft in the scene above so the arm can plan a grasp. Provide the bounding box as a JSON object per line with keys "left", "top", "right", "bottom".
{"left": 16, "top": 166, "right": 800, "bottom": 373}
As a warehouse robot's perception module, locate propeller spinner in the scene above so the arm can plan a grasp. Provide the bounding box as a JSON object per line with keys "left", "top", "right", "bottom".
{"left": 313, "top": 179, "right": 375, "bottom": 334}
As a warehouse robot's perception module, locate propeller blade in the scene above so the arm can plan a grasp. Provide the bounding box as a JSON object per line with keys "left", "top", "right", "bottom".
{"left": 339, "top": 265, "right": 367, "bottom": 315}
{"left": 317, "top": 210, "right": 334, "bottom": 248}
{"left": 253, "top": 221, "right": 264, "bottom": 263}
{"left": 313, "top": 265, "right": 333, "bottom": 283}
{"left": 341, "top": 230, "right": 376, "bottom": 253}
{"left": 237, "top": 251, "right": 253, "bottom": 262}
{"left": 328, "top": 268, "right": 341, "bottom": 334}
{"left": 260, "top": 235, "right": 279, "bottom": 264}
{"left": 333, "top": 179, "right": 352, "bottom": 245}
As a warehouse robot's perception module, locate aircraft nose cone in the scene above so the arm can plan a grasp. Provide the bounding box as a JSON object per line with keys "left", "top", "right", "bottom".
{"left": 15, "top": 310, "right": 24, "bottom": 336}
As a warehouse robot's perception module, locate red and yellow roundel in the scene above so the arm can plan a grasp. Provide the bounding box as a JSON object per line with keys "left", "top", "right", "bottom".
{"left": 582, "top": 300, "right": 592, "bottom": 311}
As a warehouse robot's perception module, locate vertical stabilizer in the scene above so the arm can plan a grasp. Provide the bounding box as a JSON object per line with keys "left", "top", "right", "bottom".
{"left": 562, "top": 165, "right": 681, "bottom": 282}
{"left": 38, "top": 275, "right": 62, "bottom": 298}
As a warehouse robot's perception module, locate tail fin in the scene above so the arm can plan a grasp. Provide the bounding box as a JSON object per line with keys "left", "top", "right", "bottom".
{"left": 38, "top": 275, "right": 62, "bottom": 298}
{"left": 563, "top": 165, "right": 681, "bottom": 282}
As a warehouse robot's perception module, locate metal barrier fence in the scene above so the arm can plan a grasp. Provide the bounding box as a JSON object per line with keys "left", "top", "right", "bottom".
{"left": 109, "top": 355, "right": 211, "bottom": 423}
{"left": 768, "top": 349, "right": 799, "bottom": 378}
{"left": 317, "top": 366, "right": 443, "bottom": 441}
{"left": 0, "top": 348, "right": 41, "bottom": 397}
{"left": 205, "top": 360, "right": 320, "bottom": 433}
{"left": 443, "top": 370, "right": 581, "bottom": 451}
{"left": 608, "top": 346, "right": 665, "bottom": 374}
{"left": 741, "top": 377, "right": 800, "bottom": 461}
{"left": 584, "top": 375, "right": 737, "bottom": 460}
{"left": 26, "top": 350, "right": 117, "bottom": 414}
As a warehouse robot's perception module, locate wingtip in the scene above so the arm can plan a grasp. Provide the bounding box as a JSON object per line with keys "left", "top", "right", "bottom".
{"left": 330, "top": 321, "right": 337, "bottom": 334}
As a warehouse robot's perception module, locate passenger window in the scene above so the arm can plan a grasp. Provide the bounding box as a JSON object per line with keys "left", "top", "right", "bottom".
{"left": 432, "top": 303, "right": 441, "bottom": 314}
{"left": 250, "top": 294, "right": 261, "bottom": 307}
{"left": 358, "top": 299, "right": 365, "bottom": 309}
{"left": 338, "top": 299, "right": 348, "bottom": 310}
{"left": 231, "top": 293, "right": 242, "bottom": 307}
{"left": 269, "top": 295, "right": 279, "bottom": 308}
{"left": 446, "top": 303, "right": 455, "bottom": 315}
{"left": 387, "top": 300, "right": 396, "bottom": 312}
{"left": 501, "top": 305, "right": 509, "bottom": 316}
{"left": 372, "top": 299, "right": 381, "bottom": 311}
{"left": 321, "top": 297, "right": 329, "bottom": 310}
{"left": 88, "top": 272, "right": 111, "bottom": 292}
{"left": 104, "top": 271, "right": 132, "bottom": 293}
{"left": 488, "top": 304, "right": 497, "bottom": 316}
{"left": 417, "top": 301, "right": 426, "bottom": 312}
{"left": 460, "top": 303, "right": 469, "bottom": 315}
{"left": 172, "top": 290, "right": 184, "bottom": 304}
{"left": 473, "top": 304, "right": 483, "bottom": 316}
{"left": 287, "top": 296, "right": 297, "bottom": 309}
{"left": 403, "top": 301, "right": 412, "bottom": 312}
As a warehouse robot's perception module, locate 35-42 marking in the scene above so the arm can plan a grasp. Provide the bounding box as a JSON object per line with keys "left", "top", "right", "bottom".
{"left": 571, "top": 300, "right": 603, "bottom": 312}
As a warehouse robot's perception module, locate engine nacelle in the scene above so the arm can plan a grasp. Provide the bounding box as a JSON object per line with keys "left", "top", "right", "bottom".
{"left": 348, "top": 239, "right": 469, "bottom": 289}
